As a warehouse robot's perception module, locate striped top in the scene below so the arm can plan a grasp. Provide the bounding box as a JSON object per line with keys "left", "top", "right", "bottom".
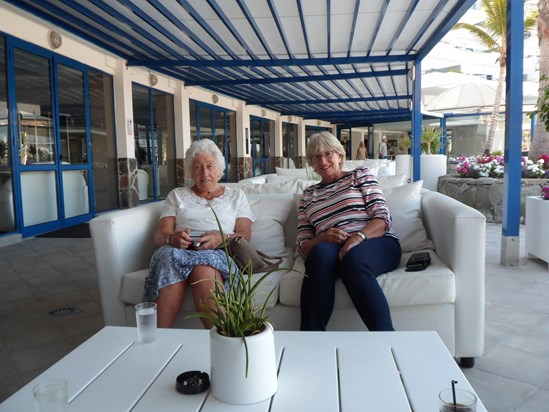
{"left": 296, "top": 167, "right": 398, "bottom": 254}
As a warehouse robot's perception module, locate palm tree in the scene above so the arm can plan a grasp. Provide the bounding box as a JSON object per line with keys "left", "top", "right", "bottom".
{"left": 531, "top": 0, "right": 549, "bottom": 159}
{"left": 453, "top": 0, "right": 537, "bottom": 156}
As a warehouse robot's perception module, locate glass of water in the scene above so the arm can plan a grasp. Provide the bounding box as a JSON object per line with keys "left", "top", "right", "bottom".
{"left": 33, "top": 378, "right": 68, "bottom": 412}
{"left": 135, "top": 302, "right": 157, "bottom": 343}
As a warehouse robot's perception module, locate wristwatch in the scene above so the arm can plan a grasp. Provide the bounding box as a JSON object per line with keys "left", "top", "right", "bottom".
{"left": 355, "top": 231, "right": 367, "bottom": 242}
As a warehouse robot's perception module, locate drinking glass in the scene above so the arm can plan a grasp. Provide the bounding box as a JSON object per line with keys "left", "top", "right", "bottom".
{"left": 135, "top": 302, "right": 157, "bottom": 343}
{"left": 439, "top": 388, "right": 477, "bottom": 412}
{"left": 33, "top": 378, "right": 68, "bottom": 412}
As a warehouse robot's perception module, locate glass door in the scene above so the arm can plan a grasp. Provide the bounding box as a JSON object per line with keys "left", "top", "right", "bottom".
{"left": 282, "top": 122, "right": 298, "bottom": 168}
{"left": 13, "top": 44, "right": 92, "bottom": 237}
{"left": 191, "top": 100, "right": 235, "bottom": 182}
{"left": 250, "top": 116, "right": 272, "bottom": 176}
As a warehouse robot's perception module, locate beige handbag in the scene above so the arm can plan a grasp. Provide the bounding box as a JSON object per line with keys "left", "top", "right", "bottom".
{"left": 227, "top": 237, "right": 282, "bottom": 273}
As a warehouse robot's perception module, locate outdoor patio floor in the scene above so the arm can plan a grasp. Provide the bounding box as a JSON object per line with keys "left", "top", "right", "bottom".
{"left": 1, "top": 222, "right": 549, "bottom": 411}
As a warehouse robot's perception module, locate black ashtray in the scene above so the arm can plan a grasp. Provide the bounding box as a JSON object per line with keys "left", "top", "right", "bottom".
{"left": 176, "top": 371, "right": 210, "bottom": 394}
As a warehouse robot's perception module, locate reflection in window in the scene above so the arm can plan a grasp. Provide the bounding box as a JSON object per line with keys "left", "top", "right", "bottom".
{"left": 0, "top": 35, "right": 14, "bottom": 233}
{"left": 58, "top": 64, "right": 86, "bottom": 165}
{"left": 14, "top": 49, "right": 54, "bottom": 165}
{"left": 89, "top": 69, "right": 118, "bottom": 212}
{"left": 132, "top": 83, "right": 175, "bottom": 200}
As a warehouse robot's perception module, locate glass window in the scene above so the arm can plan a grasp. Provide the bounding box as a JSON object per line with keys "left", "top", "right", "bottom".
{"left": 89, "top": 69, "right": 118, "bottom": 212}
{"left": 0, "top": 35, "right": 14, "bottom": 233}
{"left": 15, "top": 50, "right": 54, "bottom": 165}
{"left": 132, "top": 83, "right": 175, "bottom": 201}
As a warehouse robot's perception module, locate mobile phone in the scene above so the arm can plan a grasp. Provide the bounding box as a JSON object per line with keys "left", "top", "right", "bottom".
{"left": 188, "top": 231, "right": 203, "bottom": 250}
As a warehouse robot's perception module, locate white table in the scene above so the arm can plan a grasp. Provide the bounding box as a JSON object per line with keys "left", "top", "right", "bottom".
{"left": 0, "top": 327, "right": 485, "bottom": 411}
{"left": 526, "top": 196, "right": 549, "bottom": 269}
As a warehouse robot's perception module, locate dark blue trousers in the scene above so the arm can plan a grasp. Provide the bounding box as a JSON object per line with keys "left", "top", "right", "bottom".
{"left": 300, "top": 236, "right": 401, "bottom": 331}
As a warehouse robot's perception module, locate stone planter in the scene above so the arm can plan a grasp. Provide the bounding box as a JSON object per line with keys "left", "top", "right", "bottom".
{"left": 437, "top": 175, "right": 548, "bottom": 223}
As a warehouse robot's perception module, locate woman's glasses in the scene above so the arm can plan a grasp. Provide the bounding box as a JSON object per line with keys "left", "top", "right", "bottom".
{"left": 311, "top": 150, "right": 336, "bottom": 163}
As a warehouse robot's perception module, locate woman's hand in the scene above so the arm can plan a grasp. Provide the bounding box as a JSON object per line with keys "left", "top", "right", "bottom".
{"left": 323, "top": 227, "right": 349, "bottom": 244}
{"left": 338, "top": 234, "right": 363, "bottom": 260}
{"left": 180, "top": 230, "right": 225, "bottom": 250}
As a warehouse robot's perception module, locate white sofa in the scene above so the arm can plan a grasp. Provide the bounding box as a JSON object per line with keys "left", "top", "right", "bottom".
{"left": 90, "top": 180, "right": 486, "bottom": 367}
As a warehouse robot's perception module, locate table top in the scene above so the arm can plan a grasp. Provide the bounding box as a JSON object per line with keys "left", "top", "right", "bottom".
{"left": 0, "top": 327, "right": 485, "bottom": 412}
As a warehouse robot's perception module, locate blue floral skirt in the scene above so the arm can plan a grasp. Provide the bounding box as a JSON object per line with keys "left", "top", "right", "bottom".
{"left": 143, "top": 245, "right": 235, "bottom": 301}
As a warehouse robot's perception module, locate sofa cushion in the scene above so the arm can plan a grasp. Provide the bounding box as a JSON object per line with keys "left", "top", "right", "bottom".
{"left": 384, "top": 180, "right": 434, "bottom": 253}
{"left": 120, "top": 251, "right": 295, "bottom": 310}
{"left": 275, "top": 167, "right": 309, "bottom": 179}
{"left": 279, "top": 249, "right": 455, "bottom": 308}
{"left": 377, "top": 174, "right": 406, "bottom": 190}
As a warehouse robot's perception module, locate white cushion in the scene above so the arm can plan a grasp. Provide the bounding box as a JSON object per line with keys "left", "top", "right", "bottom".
{"left": 266, "top": 174, "right": 297, "bottom": 184}
{"left": 377, "top": 174, "right": 406, "bottom": 190}
{"left": 120, "top": 253, "right": 295, "bottom": 310}
{"left": 279, "top": 250, "right": 455, "bottom": 308}
{"left": 384, "top": 180, "right": 434, "bottom": 252}
{"left": 241, "top": 179, "right": 318, "bottom": 195}
{"left": 275, "top": 167, "right": 308, "bottom": 179}
{"left": 251, "top": 219, "right": 286, "bottom": 257}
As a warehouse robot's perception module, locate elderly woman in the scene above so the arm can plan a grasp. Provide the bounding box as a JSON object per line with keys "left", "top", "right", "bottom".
{"left": 297, "top": 131, "right": 401, "bottom": 331}
{"left": 143, "top": 139, "right": 255, "bottom": 328}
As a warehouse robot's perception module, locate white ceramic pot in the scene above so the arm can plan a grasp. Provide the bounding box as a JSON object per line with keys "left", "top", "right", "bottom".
{"left": 209, "top": 322, "right": 278, "bottom": 404}
{"left": 395, "top": 154, "right": 412, "bottom": 183}
{"left": 420, "top": 154, "right": 447, "bottom": 191}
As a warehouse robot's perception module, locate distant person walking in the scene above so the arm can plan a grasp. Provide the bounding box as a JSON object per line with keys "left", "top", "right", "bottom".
{"left": 379, "top": 136, "right": 388, "bottom": 159}
{"left": 356, "top": 141, "right": 367, "bottom": 160}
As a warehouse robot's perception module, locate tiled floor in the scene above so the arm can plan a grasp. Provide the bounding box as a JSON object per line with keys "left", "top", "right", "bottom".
{"left": 1, "top": 223, "right": 549, "bottom": 410}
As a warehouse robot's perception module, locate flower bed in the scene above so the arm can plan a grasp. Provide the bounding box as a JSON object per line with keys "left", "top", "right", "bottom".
{"left": 449, "top": 154, "right": 549, "bottom": 179}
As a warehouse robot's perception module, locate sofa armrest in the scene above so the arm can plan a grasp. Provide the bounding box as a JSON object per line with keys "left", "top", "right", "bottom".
{"left": 89, "top": 202, "right": 162, "bottom": 325}
{"left": 421, "top": 190, "right": 486, "bottom": 358}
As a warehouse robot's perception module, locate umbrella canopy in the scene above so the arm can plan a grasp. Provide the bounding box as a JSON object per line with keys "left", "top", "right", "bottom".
{"left": 426, "top": 82, "right": 504, "bottom": 112}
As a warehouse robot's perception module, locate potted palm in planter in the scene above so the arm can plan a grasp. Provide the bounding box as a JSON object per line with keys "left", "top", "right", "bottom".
{"left": 420, "top": 125, "right": 446, "bottom": 191}
{"left": 187, "top": 212, "right": 279, "bottom": 405}
{"left": 395, "top": 134, "right": 412, "bottom": 182}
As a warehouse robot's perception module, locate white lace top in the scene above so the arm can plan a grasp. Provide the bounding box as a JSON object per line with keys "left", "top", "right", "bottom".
{"left": 159, "top": 186, "right": 256, "bottom": 234}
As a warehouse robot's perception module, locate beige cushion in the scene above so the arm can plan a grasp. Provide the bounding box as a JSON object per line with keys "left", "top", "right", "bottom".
{"left": 384, "top": 180, "right": 434, "bottom": 252}
{"left": 279, "top": 250, "right": 455, "bottom": 308}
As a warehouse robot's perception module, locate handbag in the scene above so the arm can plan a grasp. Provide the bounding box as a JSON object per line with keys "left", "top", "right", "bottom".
{"left": 227, "top": 236, "right": 282, "bottom": 273}
{"left": 405, "top": 252, "right": 431, "bottom": 272}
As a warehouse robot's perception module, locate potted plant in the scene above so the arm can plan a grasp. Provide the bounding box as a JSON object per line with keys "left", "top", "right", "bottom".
{"left": 397, "top": 134, "right": 412, "bottom": 154}
{"left": 420, "top": 126, "right": 446, "bottom": 191}
{"left": 420, "top": 126, "right": 442, "bottom": 155}
{"left": 187, "top": 211, "right": 279, "bottom": 405}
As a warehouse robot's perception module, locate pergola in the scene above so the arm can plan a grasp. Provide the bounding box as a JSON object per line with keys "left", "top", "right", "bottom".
{"left": 7, "top": 0, "right": 525, "bottom": 264}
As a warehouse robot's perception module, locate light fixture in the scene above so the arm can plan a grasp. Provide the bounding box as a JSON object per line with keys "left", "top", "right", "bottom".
{"left": 149, "top": 74, "right": 158, "bottom": 86}
{"left": 317, "top": 120, "right": 321, "bottom": 126}
{"left": 212, "top": 94, "right": 219, "bottom": 104}
{"left": 288, "top": 116, "right": 293, "bottom": 122}
{"left": 48, "top": 31, "right": 62, "bottom": 49}
{"left": 261, "top": 109, "right": 266, "bottom": 117}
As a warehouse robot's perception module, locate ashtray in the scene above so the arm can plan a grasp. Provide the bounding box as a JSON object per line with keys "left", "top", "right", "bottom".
{"left": 176, "top": 371, "right": 210, "bottom": 395}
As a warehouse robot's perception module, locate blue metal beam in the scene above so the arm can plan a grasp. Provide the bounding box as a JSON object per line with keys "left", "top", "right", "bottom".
{"left": 186, "top": 68, "right": 408, "bottom": 86}
{"left": 126, "top": 54, "right": 415, "bottom": 68}
{"left": 247, "top": 94, "right": 411, "bottom": 105}
{"left": 415, "top": 0, "right": 477, "bottom": 60}
{"left": 411, "top": 61, "right": 422, "bottom": 182}
{"left": 502, "top": 0, "right": 524, "bottom": 238}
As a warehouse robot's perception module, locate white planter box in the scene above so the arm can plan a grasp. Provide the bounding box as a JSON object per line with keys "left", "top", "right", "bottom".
{"left": 526, "top": 196, "right": 549, "bottom": 269}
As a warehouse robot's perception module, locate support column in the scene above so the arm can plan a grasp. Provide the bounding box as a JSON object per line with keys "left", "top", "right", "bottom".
{"left": 501, "top": 0, "right": 523, "bottom": 266}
